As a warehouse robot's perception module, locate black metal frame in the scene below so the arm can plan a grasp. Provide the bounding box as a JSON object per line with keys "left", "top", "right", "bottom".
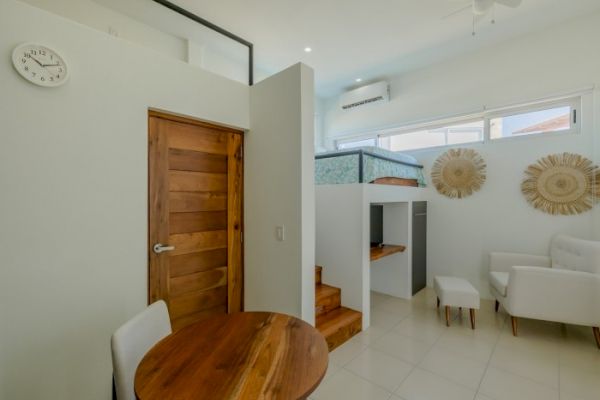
{"left": 152, "top": 0, "right": 254, "bottom": 85}
{"left": 315, "top": 149, "right": 423, "bottom": 183}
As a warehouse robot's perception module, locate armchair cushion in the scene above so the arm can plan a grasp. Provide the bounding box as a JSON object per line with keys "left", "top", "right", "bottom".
{"left": 489, "top": 271, "right": 509, "bottom": 297}
{"left": 489, "top": 252, "right": 551, "bottom": 273}
{"left": 551, "top": 235, "right": 600, "bottom": 274}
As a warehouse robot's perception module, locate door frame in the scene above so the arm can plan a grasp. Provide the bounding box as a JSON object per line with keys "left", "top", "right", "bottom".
{"left": 147, "top": 109, "right": 244, "bottom": 314}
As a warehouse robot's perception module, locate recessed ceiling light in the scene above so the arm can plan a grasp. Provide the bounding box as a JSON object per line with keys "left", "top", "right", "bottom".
{"left": 355, "top": 78, "right": 362, "bottom": 82}
{"left": 304, "top": 47, "right": 312, "bottom": 53}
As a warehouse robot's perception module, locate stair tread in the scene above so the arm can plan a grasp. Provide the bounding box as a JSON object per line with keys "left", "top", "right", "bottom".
{"left": 316, "top": 307, "right": 362, "bottom": 336}
{"left": 316, "top": 284, "right": 341, "bottom": 301}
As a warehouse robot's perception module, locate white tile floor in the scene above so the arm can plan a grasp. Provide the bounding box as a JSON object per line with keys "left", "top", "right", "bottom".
{"left": 310, "top": 288, "right": 600, "bottom": 400}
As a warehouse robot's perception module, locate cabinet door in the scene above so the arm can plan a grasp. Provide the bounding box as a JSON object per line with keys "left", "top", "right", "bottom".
{"left": 412, "top": 202, "right": 427, "bottom": 295}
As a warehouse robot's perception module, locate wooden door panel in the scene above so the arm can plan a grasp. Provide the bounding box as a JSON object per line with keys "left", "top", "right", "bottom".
{"left": 227, "top": 132, "right": 243, "bottom": 313}
{"left": 169, "top": 249, "right": 228, "bottom": 277}
{"left": 168, "top": 148, "right": 227, "bottom": 173}
{"left": 169, "top": 192, "right": 227, "bottom": 213}
{"left": 169, "top": 286, "right": 228, "bottom": 319}
{"left": 168, "top": 122, "right": 228, "bottom": 155}
{"left": 171, "top": 305, "right": 227, "bottom": 332}
{"left": 169, "top": 230, "right": 227, "bottom": 256}
{"left": 149, "top": 111, "right": 243, "bottom": 329}
{"left": 169, "top": 211, "right": 227, "bottom": 234}
{"left": 169, "top": 171, "right": 227, "bottom": 192}
{"left": 169, "top": 266, "right": 228, "bottom": 297}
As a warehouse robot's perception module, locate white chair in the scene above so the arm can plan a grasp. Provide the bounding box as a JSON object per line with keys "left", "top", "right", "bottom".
{"left": 111, "top": 300, "right": 172, "bottom": 400}
{"left": 489, "top": 235, "right": 600, "bottom": 348}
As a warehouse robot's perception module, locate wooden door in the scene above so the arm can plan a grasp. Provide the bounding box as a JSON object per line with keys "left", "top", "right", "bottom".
{"left": 148, "top": 111, "right": 243, "bottom": 331}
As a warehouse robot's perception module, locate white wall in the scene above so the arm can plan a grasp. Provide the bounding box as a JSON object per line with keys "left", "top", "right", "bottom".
{"left": 321, "top": 11, "right": 600, "bottom": 296}
{"left": 371, "top": 203, "right": 411, "bottom": 299}
{"left": 245, "top": 63, "right": 316, "bottom": 324}
{"left": 20, "top": 0, "right": 188, "bottom": 61}
{"left": 0, "top": 1, "right": 250, "bottom": 399}
{"left": 315, "top": 184, "right": 367, "bottom": 326}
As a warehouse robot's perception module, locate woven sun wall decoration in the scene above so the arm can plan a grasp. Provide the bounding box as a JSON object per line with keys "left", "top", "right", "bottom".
{"left": 431, "top": 148, "right": 487, "bottom": 199}
{"left": 521, "top": 152, "right": 600, "bottom": 215}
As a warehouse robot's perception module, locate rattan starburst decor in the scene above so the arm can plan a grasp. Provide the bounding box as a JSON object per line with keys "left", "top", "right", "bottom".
{"left": 521, "top": 153, "right": 599, "bottom": 215}
{"left": 431, "top": 148, "right": 487, "bottom": 199}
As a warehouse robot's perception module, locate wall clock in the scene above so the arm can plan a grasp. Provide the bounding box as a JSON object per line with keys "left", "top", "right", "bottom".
{"left": 12, "top": 43, "right": 69, "bottom": 87}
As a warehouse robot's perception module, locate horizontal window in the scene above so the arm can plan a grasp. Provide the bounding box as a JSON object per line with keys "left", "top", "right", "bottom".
{"left": 379, "top": 121, "right": 484, "bottom": 152}
{"left": 333, "top": 94, "right": 581, "bottom": 153}
{"left": 337, "top": 137, "right": 377, "bottom": 150}
{"left": 490, "top": 104, "right": 575, "bottom": 140}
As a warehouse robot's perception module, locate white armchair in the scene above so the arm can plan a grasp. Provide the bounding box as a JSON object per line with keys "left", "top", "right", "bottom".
{"left": 489, "top": 235, "right": 600, "bottom": 348}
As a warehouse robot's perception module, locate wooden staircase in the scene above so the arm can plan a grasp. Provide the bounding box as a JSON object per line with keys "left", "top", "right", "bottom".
{"left": 315, "top": 266, "right": 362, "bottom": 351}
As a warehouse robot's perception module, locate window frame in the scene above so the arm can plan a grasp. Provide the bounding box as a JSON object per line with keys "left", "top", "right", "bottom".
{"left": 486, "top": 97, "right": 580, "bottom": 142}
{"left": 333, "top": 95, "right": 582, "bottom": 153}
{"left": 335, "top": 135, "right": 378, "bottom": 150}
{"left": 378, "top": 117, "right": 485, "bottom": 152}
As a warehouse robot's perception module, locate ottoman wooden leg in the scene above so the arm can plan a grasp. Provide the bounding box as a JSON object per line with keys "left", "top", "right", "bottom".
{"left": 445, "top": 306, "right": 450, "bottom": 327}
{"left": 469, "top": 309, "right": 476, "bottom": 330}
{"left": 511, "top": 316, "right": 518, "bottom": 337}
{"left": 593, "top": 327, "right": 600, "bottom": 349}
{"left": 495, "top": 300, "right": 499, "bottom": 312}
{"left": 437, "top": 297, "right": 440, "bottom": 308}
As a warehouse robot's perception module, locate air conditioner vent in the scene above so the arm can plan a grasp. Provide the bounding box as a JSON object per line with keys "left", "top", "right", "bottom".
{"left": 340, "top": 81, "right": 389, "bottom": 111}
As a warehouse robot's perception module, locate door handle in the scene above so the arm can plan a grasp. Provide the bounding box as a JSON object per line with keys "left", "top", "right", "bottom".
{"left": 153, "top": 243, "right": 175, "bottom": 254}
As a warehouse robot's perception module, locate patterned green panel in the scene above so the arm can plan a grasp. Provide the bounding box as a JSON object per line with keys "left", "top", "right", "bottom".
{"left": 315, "top": 154, "right": 360, "bottom": 184}
{"left": 315, "top": 153, "right": 427, "bottom": 186}
{"left": 363, "top": 156, "right": 427, "bottom": 186}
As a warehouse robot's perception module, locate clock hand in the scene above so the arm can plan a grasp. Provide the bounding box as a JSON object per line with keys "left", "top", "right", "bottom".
{"left": 28, "top": 54, "right": 60, "bottom": 79}
{"left": 29, "top": 55, "right": 44, "bottom": 67}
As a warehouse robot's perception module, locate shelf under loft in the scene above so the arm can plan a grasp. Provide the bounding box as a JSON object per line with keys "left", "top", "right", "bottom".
{"left": 370, "top": 244, "right": 406, "bottom": 261}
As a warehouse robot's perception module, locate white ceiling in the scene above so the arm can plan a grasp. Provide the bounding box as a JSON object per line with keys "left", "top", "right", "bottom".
{"left": 103, "top": 0, "right": 600, "bottom": 97}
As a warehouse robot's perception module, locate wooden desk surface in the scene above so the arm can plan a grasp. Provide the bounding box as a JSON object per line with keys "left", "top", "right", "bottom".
{"left": 135, "top": 312, "right": 329, "bottom": 400}
{"left": 370, "top": 244, "right": 406, "bottom": 261}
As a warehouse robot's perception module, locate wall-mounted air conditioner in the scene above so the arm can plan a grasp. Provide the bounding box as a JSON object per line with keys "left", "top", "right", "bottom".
{"left": 340, "top": 81, "right": 390, "bottom": 110}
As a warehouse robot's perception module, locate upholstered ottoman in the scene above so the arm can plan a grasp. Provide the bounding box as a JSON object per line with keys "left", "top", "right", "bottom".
{"left": 433, "top": 276, "right": 480, "bottom": 329}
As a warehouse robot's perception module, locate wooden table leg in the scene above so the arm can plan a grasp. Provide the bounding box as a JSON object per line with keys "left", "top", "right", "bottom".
{"left": 495, "top": 300, "right": 499, "bottom": 313}
{"left": 445, "top": 306, "right": 450, "bottom": 327}
{"left": 437, "top": 297, "right": 440, "bottom": 308}
{"left": 470, "top": 309, "right": 476, "bottom": 330}
{"left": 593, "top": 327, "right": 600, "bottom": 349}
{"left": 511, "top": 316, "right": 518, "bottom": 337}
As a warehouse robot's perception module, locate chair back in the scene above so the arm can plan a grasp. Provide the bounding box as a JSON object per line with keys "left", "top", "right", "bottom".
{"left": 551, "top": 235, "right": 600, "bottom": 274}
{"left": 111, "top": 300, "right": 172, "bottom": 400}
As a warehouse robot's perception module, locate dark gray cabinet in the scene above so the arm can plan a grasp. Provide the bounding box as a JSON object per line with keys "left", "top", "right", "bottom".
{"left": 412, "top": 201, "right": 427, "bottom": 295}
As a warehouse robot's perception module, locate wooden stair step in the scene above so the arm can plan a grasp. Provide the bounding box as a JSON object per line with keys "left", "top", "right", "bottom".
{"left": 315, "top": 284, "right": 341, "bottom": 317}
{"left": 316, "top": 307, "right": 362, "bottom": 351}
{"left": 315, "top": 265, "right": 323, "bottom": 285}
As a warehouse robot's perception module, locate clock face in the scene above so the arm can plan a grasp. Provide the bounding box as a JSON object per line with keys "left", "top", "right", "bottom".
{"left": 12, "top": 43, "right": 69, "bottom": 87}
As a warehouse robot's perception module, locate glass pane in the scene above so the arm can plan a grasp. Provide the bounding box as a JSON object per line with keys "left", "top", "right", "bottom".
{"left": 338, "top": 138, "right": 377, "bottom": 150}
{"left": 447, "top": 121, "right": 484, "bottom": 145}
{"left": 388, "top": 130, "right": 445, "bottom": 151}
{"left": 385, "top": 120, "right": 483, "bottom": 152}
{"left": 490, "top": 106, "right": 571, "bottom": 139}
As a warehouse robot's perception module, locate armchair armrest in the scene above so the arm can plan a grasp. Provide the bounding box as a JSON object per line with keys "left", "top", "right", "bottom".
{"left": 506, "top": 266, "right": 600, "bottom": 327}
{"left": 489, "top": 252, "right": 551, "bottom": 273}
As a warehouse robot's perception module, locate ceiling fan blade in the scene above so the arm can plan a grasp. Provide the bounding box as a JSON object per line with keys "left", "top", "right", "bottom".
{"left": 473, "top": 0, "right": 494, "bottom": 15}
{"left": 442, "top": 4, "right": 472, "bottom": 20}
{"left": 495, "top": 0, "right": 522, "bottom": 7}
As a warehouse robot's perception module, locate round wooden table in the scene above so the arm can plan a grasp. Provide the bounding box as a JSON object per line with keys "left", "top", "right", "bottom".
{"left": 135, "top": 312, "right": 329, "bottom": 400}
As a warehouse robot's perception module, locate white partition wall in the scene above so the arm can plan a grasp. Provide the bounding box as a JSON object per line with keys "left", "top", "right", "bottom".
{"left": 316, "top": 184, "right": 427, "bottom": 329}
{"left": 370, "top": 202, "right": 412, "bottom": 299}
{"left": 316, "top": 184, "right": 369, "bottom": 328}
{"left": 245, "top": 63, "right": 316, "bottom": 324}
